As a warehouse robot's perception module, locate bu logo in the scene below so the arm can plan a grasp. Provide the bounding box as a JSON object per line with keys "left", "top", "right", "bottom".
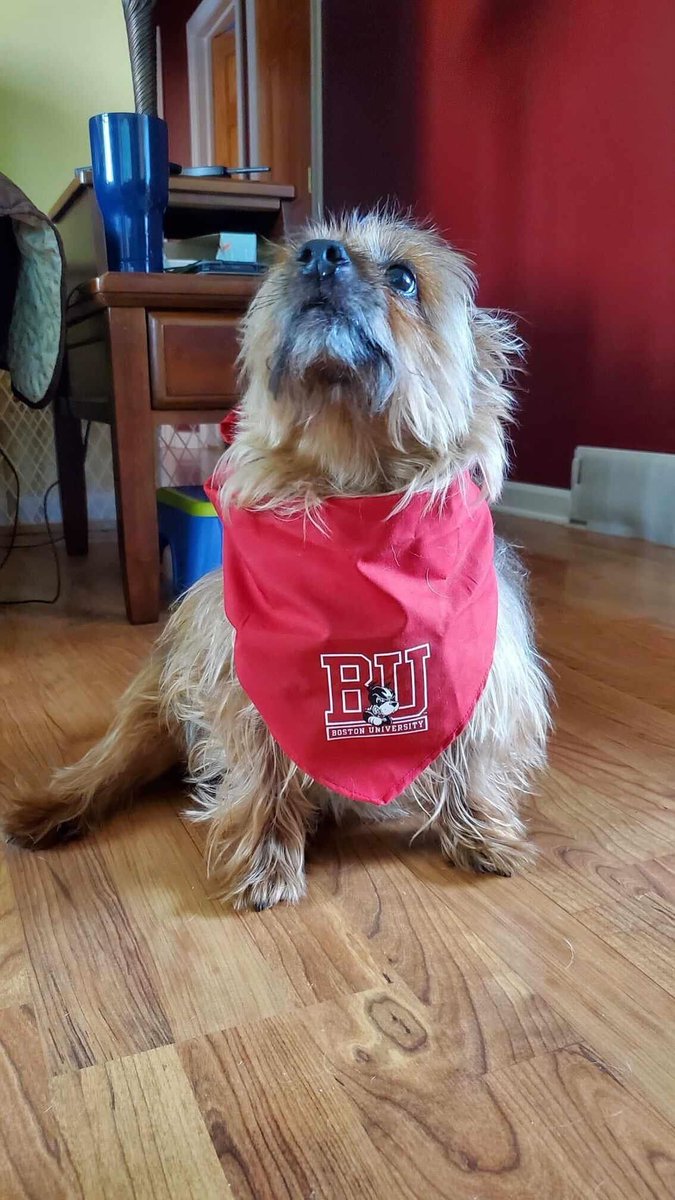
{"left": 321, "top": 644, "right": 431, "bottom": 740}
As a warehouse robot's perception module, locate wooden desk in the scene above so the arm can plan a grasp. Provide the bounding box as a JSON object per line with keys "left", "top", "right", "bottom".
{"left": 51, "top": 174, "right": 295, "bottom": 624}
{"left": 51, "top": 172, "right": 296, "bottom": 295}
{"left": 58, "top": 273, "right": 260, "bottom": 624}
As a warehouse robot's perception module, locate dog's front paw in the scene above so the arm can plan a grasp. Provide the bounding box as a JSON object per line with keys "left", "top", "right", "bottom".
{"left": 213, "top": 860, "right": 307, "bottom": 911}
{"left": 461, "top": 841, "right": 534, "bottom": 877}
{"left": 237, "top": 867, "right": 307, "bottom": 911}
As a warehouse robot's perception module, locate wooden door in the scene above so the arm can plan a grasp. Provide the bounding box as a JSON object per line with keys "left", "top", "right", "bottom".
{"left": 212, "top": 28, "right": 239, "bottom": 167}
{"left": 254, "top": 0, "right": 312, "bottom": 222}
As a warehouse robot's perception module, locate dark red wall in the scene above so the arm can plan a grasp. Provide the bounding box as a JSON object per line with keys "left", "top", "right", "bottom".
{"left": 322, "top": 0, "right": 421, "bottom": 214}
{"left": 324, "top": 1, "right": 675, "bottom": 487}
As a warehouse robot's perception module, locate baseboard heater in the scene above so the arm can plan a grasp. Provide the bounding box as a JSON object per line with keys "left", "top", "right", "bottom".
{"left": 570, "top": 446, "right": 675, "bottom": 548}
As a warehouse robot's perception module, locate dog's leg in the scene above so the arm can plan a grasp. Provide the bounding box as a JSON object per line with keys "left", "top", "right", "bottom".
{"left": 428, "top": 545, "right": 549, "bottom": 878}
{"left": 194, "top": 698, "right": 316, "bottom": 910}
{"left": 434, "top": 751, "right": 533, "bottom": 877}
{"left": 3, "top": 653, "right": 179, "bottom": 848}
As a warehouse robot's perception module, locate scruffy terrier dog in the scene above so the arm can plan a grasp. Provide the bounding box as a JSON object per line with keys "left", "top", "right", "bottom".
{"left": 5, "top": 212, "right": 549, "bottom": 909}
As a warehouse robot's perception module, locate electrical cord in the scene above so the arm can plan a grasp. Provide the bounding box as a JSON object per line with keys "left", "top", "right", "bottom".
{"left": 0, "top": 446, "right": 20, "bottom": 571}
{"left": 0, "top": 468, "right": 61, "bottom": 605}
{"left": 0, "top": 420, "right": 91, "bottom": 606}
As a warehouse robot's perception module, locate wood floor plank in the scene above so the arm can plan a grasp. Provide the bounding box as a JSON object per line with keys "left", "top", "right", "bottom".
{"left": 178, "top": 1005, "right": 402, "bottom": 1200}
{"left": 524, "top": 835, "right": 631, "bottom": 915}
{"left": 551, "top": 728, "right": 675, "bottom": 820}
{"left": 552, "top": 664, "right": 675, "bottom": 789}
{"left": 537, "top": 601, "right": 675, "bottom": 715}
{"left": 309, "top": 826, "right": 577, "bottom": 1072}
{"left": 0, "top": 847, "right": 30, "bottom": 1009}
{"left": 52, "top": 1044, "right": 229, "bottom": 1200}
{"left": 577, "top": 890, "right": 675, "bottom": 997}
{"left": 183, "top": 813, "right": 390, "bottom": 1005}
{"left": 7, "top": 838, "right": 174, "bottom": 1074}
{"left": 287, "top": 990, "right": 587, "bottom": 1200}
{"left": 522, "top": 737, "right": 675, "bottom": 914}
{"left": 0, "top": 608, "right": 154, "bottom": 799}
{"left": 0, "top": 1003, "right": 79, "bottom": 1199}
{"left": 522, "top": 535, "right": 675, "bottom": 629}
{"left": 235, "top": 889, "right": 388, "bottom": 1004}
{"left": 532, "top": 765, "right": 674, "bottom": 864}
{"left": 97, "top": 804, "right": 299, "bottom": 1038}
{"left": 487, "top": 1044, "right": 675, "bottom": 1200}
{"left": 495, "top": 514, "right": 675, "bottom": 618}
{"left": 593, "top": 853, "right": 675, "bottom": 905}
{"left": 400, "top": 855, "right": 675, "bottom": 1124}
{"left": 524, "top": 843, "right": 675, "bottom": 921}
{"left": 184, "top": 992, "right": 674, "bottom": 1200}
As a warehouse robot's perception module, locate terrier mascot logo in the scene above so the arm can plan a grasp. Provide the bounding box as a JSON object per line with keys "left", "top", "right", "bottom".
{"left": 321, "top": 644, "right": 431, "bottom": 740}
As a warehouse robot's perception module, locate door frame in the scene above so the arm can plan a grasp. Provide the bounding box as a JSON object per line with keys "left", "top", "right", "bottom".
{"left": 186, "top": 0, "right": 248, "bottom": 166}
{"left": 186, "top": 0, "right": 323, "bottom": 210}
{"left": 310, "top": 0, "right": 323, "bottom": 215}
{"left": 243, "top": 0, "right": 260, "bottom": 165}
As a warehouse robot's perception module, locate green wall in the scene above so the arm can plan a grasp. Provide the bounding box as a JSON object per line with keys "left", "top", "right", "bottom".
{"left": 0, "top": 0, "right": 134, "bottom": 213}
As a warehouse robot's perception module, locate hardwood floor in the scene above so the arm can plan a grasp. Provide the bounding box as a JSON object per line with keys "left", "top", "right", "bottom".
{"left": 1, "top": 519, "right": 674, "bottom": 1199}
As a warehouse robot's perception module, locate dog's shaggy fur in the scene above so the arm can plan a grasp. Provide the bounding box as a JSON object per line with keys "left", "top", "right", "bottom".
{"left": 4, "top": 212, "right": 550, "bottom": 909}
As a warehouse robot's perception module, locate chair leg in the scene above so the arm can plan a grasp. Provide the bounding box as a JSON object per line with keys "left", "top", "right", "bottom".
{"left": 53, "top": 398, "right": 88, "bottom": 556}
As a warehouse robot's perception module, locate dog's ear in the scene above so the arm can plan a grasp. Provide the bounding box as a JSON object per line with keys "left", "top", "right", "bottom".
{"left": 468, "top": 308, "right": 522, "bottom": 502}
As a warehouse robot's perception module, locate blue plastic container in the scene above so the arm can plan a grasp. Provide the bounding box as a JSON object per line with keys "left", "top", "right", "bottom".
{"left": 157, "top": 486, "right": 223, "bottom": 598}
{"left": 89, "top": 112, "right": 169, "bottom": 272}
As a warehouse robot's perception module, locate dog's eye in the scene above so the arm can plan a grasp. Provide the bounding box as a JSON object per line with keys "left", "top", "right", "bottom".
{"left": 385, "top": 264, "right": 417, "bottom": 298}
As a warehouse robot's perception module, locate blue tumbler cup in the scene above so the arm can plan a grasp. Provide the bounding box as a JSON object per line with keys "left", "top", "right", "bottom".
{"left": 89, "top": 112, "right": 169, "bottom": 272}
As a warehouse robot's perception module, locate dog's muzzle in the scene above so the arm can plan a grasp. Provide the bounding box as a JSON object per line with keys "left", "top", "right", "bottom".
{"left": 269, "top": 238, "right": 396, "bottom": 409}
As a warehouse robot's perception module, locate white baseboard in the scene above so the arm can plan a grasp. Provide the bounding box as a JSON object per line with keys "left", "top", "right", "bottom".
{"left": 495, "top": 482, "right": 571, "bottom": 525}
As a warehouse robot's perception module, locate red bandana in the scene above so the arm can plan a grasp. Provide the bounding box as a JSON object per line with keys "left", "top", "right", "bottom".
{"left": 204, "top": 474, "right": 498, "bottom": 805}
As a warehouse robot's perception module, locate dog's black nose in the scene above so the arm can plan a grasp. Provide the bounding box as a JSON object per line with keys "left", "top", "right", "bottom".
{"left": 297, "top": 238, "right": 351, "bottom": 279}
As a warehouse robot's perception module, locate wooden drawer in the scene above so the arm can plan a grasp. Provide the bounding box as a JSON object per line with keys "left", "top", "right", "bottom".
{"left": 148, "top": 311, "right": 240, "bottom": 408}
